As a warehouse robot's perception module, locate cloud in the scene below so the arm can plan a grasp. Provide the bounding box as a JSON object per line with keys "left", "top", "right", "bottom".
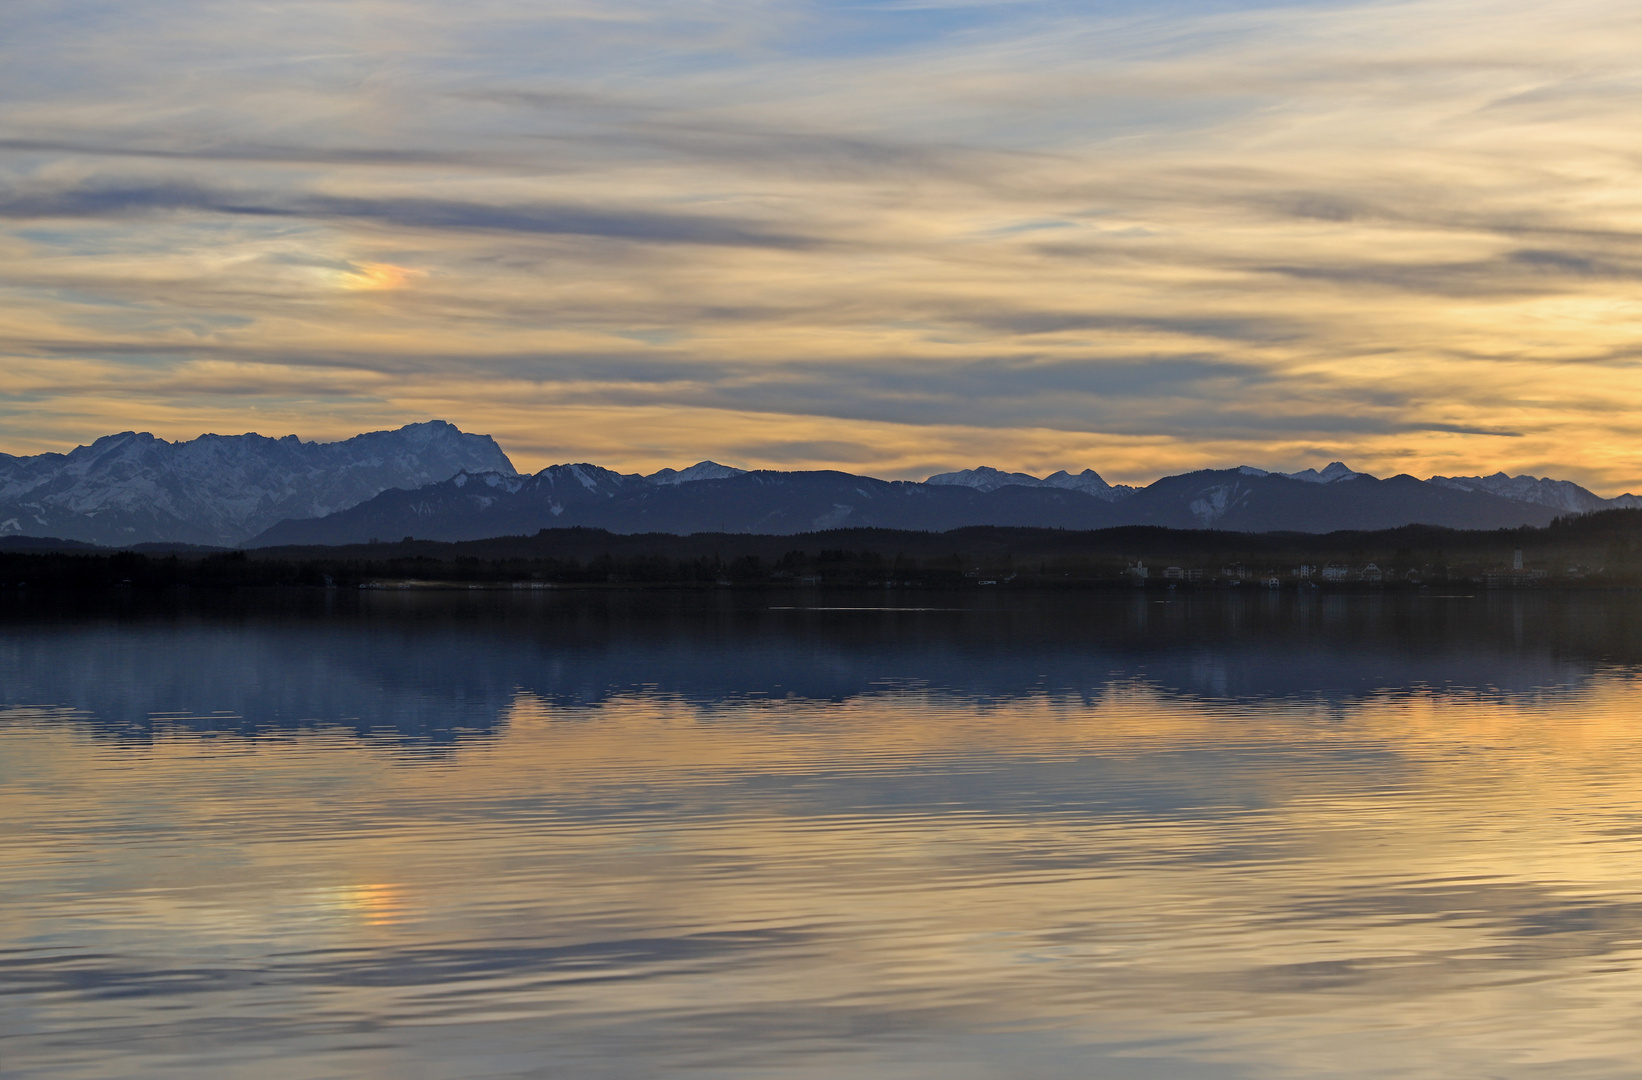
{"left": 0, "top": 181, "right": 818, "bottom": 248}
{"left": 727, "top": 438, "right": 884, "bottom": 464}
{"left": 1253, "top": 248, "right": 1642, "bottom": 298}
{"left": 0, "top": 137, "right": 486, "bottom": 168}
{"left": 3, "top": 0, "right": 1642, "bottom": 492}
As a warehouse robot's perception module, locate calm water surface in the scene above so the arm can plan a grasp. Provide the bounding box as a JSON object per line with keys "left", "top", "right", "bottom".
{"left": 5, "top": 590, "right": 1642, "bottom": 1079}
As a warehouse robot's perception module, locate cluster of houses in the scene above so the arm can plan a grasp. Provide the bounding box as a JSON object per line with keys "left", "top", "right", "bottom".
{"left": 1123, "top": 549, "right": 1551, "bottom": 587}
{"left": 1483, "top": 549, "right": 1550, "bottom": 588}
{"left": 1126, "top": 561, "right": 1389, "bottom": 585}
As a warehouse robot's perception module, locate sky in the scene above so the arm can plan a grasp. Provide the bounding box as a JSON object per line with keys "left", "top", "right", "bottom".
{"left": 3, "top": 0, "right": 1642, "bottom": 491}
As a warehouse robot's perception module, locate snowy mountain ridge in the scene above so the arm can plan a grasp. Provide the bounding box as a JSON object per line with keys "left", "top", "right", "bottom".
{"left": 934, "top": 460, "right": 1640, "bottom": 516}
{"left": 929, "top": 461, "right": 1369, "bottom": 496}
{"left": 0, "top": 421, "right": 517, "bottom": 547}
{"left": 925, "top": 466, "right": 1136, "bottom": 502}
{"left": 647, "top": 461, "right": 747, "bottom": 485}
{"left": 6, "top": 420, "right": 1642, "bottom": 548}
{"left": 1282, "top": 462, "right": 1364, "bottom": 484}
{"left": 1429, "top": 472, "right": 1642, "bottom": 514}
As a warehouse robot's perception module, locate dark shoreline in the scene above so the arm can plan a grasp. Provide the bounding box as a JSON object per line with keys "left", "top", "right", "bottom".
{"left": 3, "top": 508, "right": 1640, "bottom": 591}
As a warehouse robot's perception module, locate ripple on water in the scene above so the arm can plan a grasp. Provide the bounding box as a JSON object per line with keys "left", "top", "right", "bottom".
{"left": 5, "top": 592, "right": 1642, "bottom": 1079}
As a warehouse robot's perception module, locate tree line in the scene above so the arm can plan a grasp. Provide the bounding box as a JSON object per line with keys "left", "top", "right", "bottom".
{"left": 3, "top": 508, "right": 1641, "bottom": 590}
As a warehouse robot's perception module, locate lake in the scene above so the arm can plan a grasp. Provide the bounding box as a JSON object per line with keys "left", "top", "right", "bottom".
{"left": 5, "top": 588, "right": 1642, "bottom": 1079}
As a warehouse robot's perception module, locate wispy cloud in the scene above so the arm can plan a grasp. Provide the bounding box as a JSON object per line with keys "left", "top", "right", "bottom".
{"left": 3, "top": 0, "right": 1642, "bottom": 490}
{"left": 0, "top": 180, "right": 817, "bottom": 247}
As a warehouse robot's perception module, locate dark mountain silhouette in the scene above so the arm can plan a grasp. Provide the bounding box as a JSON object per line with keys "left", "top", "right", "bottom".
{"left": 249, "top": 468, "right": 1127, "bottom": 545}
{"left": 1111, "top": 468, "right": 1561, "bottom": 531}
{"left": 1, "top": 414, "right": 1614, "bottom": 547}
{"left": 248, "top": 462, "right": 1562, "bottom": 546}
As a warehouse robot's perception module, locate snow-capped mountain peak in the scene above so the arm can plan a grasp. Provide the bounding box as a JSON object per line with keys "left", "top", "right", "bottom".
{"left": 646, "top": 461, "right": 747, "bottom": 485}
{"left": 1285, "top": 462, "right": 1365, "bottom": 484}
{"left": 926, "top": 466, "right": 1136, "bottom": 502}
{"left": 925, "top": 466, "right": 1044, "bottom": 492}
{"left": 1426, "top": 471, "right": 1642, "bottom": 514}
{"left": 0, "top": 420, "right": 516, "bottom": 547}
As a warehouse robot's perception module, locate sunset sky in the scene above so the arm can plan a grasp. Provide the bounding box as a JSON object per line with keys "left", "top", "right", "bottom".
{"left": 4, "top": 0, "right": 1642, "bottom": 490}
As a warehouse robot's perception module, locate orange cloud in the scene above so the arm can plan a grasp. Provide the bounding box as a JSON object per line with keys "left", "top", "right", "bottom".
{"left": 4, "top": 0, "right": 1642, "bottom": 490}
{"left": 337, "top": 263, "right": 424, "bottom": 291}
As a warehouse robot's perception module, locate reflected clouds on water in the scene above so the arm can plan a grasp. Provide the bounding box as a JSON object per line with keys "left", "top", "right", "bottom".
{"left": 5, "top": 591, "right": 1642, "bottom": 1080}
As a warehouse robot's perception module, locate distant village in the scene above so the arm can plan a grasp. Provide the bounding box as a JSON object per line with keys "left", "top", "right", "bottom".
{"left": 1109, "top": 549, "right": 1560, "bottom": 590}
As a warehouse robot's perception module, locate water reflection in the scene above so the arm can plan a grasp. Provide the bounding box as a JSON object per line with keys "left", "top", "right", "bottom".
{"left": 4, "top": 591, "right": 1642, "bottom": 1079}
{"left": 0, "top": 589, "right": 1633, "bottom": 741}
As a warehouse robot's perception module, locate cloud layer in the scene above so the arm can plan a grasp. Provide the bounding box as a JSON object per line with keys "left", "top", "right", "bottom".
{"left": 4, "top": 0, "right": 1642, "bottom": 489}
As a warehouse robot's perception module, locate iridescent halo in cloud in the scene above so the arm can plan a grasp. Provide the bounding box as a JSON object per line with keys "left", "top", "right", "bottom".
{"left": 3, "top": 0, "right": 1641, "bottom": 490}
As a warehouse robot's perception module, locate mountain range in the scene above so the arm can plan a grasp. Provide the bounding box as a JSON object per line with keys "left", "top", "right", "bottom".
{"left": 249, "top": 460, "right": 1642, "bottom": 546}
{"left": 1, "top": 421, "right": 1638, "bottom": 548}
{"left": 0, "top": 421, "right": 515, "bottom": 547}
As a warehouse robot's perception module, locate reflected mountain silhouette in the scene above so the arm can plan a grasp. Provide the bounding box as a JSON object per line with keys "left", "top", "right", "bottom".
{"left": 2, "top": 589, "right": 1638, "bottom": 743}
